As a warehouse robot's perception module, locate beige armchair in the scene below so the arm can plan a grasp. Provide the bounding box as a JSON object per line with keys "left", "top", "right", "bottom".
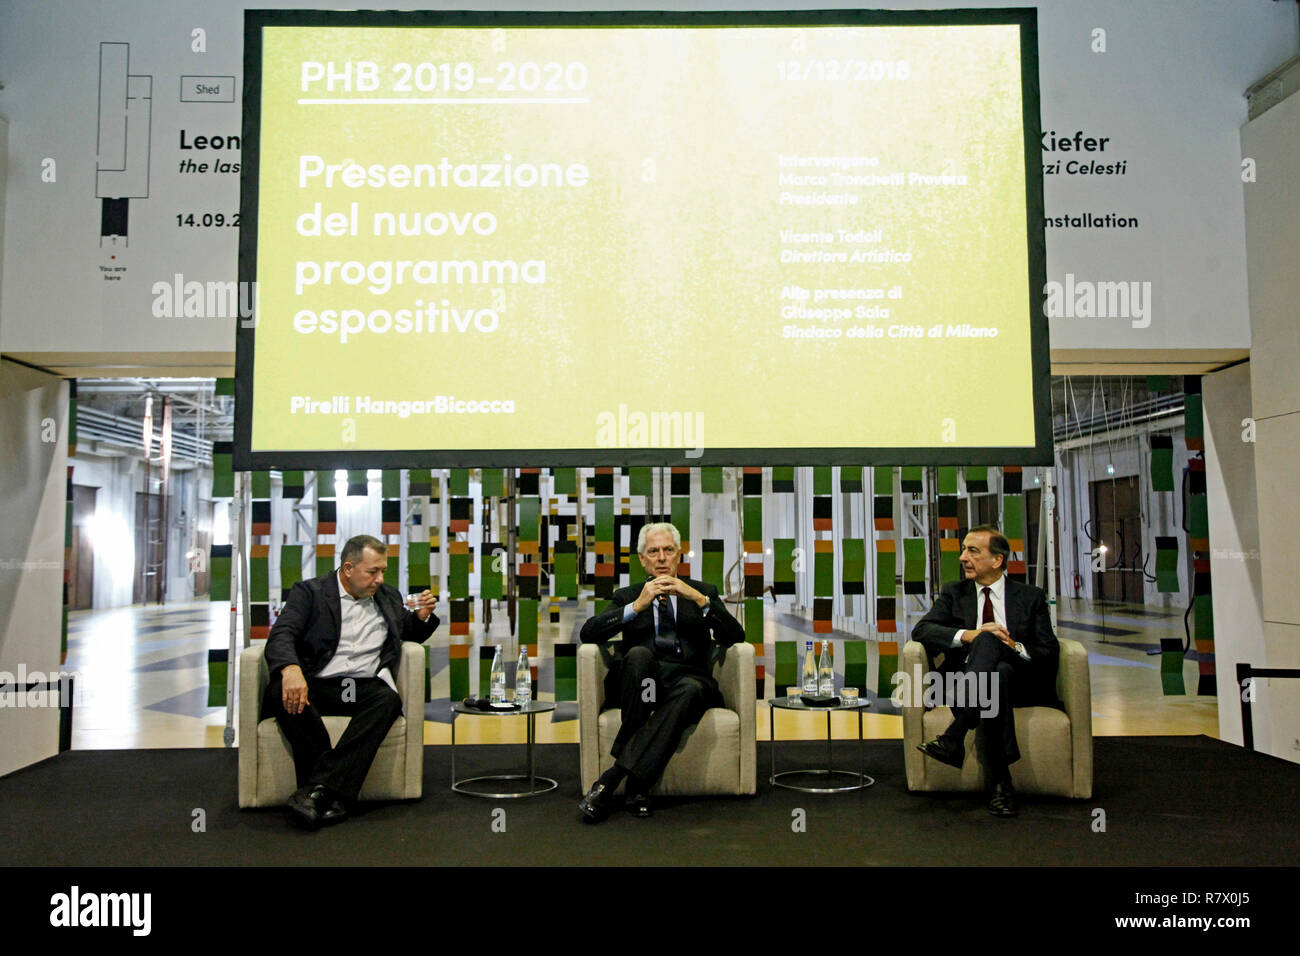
{"left": 901, "top": 637, "right": 1092, "bottom": 798}
{"left": 238, "top": 641, "right": 425, "bottom": 808}
{"left": 579, "top": 641, "right": 756, "bottom": 796}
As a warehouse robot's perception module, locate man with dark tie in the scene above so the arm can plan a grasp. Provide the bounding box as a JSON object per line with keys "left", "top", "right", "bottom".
{"left": 911, "top": 525, "right": 1059, "bottom": 817}
{"left": 263, "top": 534, "right": 438, "bottom": 829}
{"left": 577, "top": 522, "right": 745, "bottom": 822}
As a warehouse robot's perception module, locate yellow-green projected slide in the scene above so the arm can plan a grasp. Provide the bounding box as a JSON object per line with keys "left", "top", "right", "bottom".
{"left": 247, "top": 16, "right": 1040, "bottom": 460}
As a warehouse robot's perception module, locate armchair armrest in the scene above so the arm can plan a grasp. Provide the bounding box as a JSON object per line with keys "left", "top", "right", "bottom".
{"left": 238, "top": 642, "right": 269, "bottom": 746}
{"left": 1056, "top": 638, "right": 1093, "bottom": 798}
{"left": 395, "top": 642, "right": 426, "bottom": 799}
{"left": 716, "top": 640, "right": 756, "bottom": 795}
{"left": 900, "top": 640, "right": 930, "bottom": 754}
{"left": 395, "top": 642, "right": 424, "bottom": 714}
{"left": 237, "top": 642, "right": 270, "bottom": 808}
{"left": 578, "top": 643, "right": 610, "bottom": 792}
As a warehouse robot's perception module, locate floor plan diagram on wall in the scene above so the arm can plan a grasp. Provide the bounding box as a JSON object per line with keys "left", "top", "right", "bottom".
{"left": 96, "top": 41, "right": 152, "bottom": 245}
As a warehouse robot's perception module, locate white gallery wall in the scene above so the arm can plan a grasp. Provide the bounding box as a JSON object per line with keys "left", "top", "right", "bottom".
{"left": 1240, "top": 84, "right": 1300, "bottom": 765}
{"left": 1202, "top": 363, "right": 1266, "bottom": 752}
{"left": 0, "top": 0, "right": 1296, "bottom": 371}
{"left": 0, "top": 360, "right": 71, "bottom": 777}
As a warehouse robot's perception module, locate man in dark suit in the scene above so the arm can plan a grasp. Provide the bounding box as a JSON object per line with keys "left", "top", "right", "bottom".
{"left": 912, "top": 525, "right": 1058, "bottom": 817}
{"left": 577, "top": 521, "right": 745, "bottom": 822}
{"left": 263, "top": 533, "right": 438, "bottom": 829}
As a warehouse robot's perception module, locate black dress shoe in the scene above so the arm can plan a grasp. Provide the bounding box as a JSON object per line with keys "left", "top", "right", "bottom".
{"left": 988, "top": 779, "right": 1018, "bottom": 817}
{"left": 626, "top": 793, "right": 652, "bottom": 818}
{"left": 286, "top": 784, "right": 327, "bottom": 830}
{"left": 319, "top": 790, "right": 349, "bottom": 826}
{"left": 918, "top": 736, "right": 965, "bottom": 770}
{"left": 579, "top": 782, "right": 614, "bottom": 823}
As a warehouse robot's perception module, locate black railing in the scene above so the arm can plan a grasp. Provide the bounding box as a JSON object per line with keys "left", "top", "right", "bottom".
{"left": 1236, "top": 662, "right": 1300, "bottom": 751}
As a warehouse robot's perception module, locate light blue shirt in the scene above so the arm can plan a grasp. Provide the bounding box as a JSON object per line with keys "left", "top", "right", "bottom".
{"left": 622, "top": 592, "right": 711, "bottom": 626}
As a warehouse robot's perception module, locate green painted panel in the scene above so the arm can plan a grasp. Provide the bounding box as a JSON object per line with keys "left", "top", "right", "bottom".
{"left": 518, "top": 497, "right": 540, "bottom": 542}
{"left": 480, "top": 468, "right": 505, "bottom": 498}
{"left": 876, "top": 549, "right": 896, "bottom": 597}
{"left": 773, "top": 538, "right": 796, "bottom": 587}
{"left": 628, "top": 467, "right": 652, "bottom": 497}
{"left": 744, "top": 598, "right": 764, "bottom": 644}
{"left": 814, "top": 545, "right": 833, "bottom": 597}
{"left": 551, "top": 468, "right": 577, "bottom": 496}
{"left": 250, "top": 556, "right": 269, "bottom": 602}
{"left": 518, "top": 600, "right": 539, "bottom": 643}
{"left": 842, "top": 538, "right": 865, "bottom": 589}
{"left": 671, "top": 497, "right": 690, "bottom": 541}
{"left": 843, "top": 640, "right": 867, "bottom": 692}
{"left": 1002, "top": 495, "right": 1024, "bottom": 539}
{"left": 742, "top": 497, "right": 762, "bottom": 544}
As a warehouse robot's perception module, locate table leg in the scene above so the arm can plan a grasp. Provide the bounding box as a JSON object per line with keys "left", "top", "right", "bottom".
{"left": 450, "top": 712, "right": 456, "bottom": 789}
{"left": 826, "top": 710, "right": 832, "bottom": 772}
{"left": 527, "top": 712, "right": 536, "bottom": 793}
{"left": 769, "top": 704, "right": 775, "bottom": 784}
{"left": 858, "top": 710, "right": 864, "bottom": 785}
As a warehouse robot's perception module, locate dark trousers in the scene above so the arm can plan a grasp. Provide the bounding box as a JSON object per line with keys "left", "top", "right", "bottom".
{"left": 261, "top": 673, "right": 403, "bottom": 801}
{"left": 941, "top": 632, "right": 1030, "bottom": 780}
{"left": 604, "top": 645, "right": 720, "bottom": 787}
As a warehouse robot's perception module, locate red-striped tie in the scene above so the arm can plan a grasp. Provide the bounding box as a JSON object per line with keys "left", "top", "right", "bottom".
{"left": 982, "top": 587, "right": 995, "bottom": 625}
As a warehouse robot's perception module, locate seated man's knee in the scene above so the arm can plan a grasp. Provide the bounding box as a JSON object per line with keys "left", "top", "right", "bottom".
{"left": 624, "top": 645, "right": 655, "bottom": 673}
{"left": 674, "top": 677, "right": 708, "bottom": 701}
{"left": 625, "top": 644, "right": 654, "bottom": 663}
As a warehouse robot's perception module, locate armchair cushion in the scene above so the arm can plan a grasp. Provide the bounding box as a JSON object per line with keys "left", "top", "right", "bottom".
{"left": 579, "top": 641, "right": 756, "bottom": 796}
{"left": 238, "top": 641, "right": 425, "bottom": 808}
{"left": 901, "top": 637, "right": 1092, "bottom": 798}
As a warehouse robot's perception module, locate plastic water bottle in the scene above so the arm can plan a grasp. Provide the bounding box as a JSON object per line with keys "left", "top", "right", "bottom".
{"left": 489, "top": 646, "right": 507, "bottom": 704}
{"left": 515, "top": 645, "right": 532, "bottom": 704}
{"left": 802, "top": 640, "right": 818, "bottom": 693}
{"left": 818, "top": 641, "right": 834, "bottom": 697}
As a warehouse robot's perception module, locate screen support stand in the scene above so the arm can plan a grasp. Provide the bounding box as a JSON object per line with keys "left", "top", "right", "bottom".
{"left": 506, "top": 470, "right": 517, "bottom": 638}
{"left": 1042, "top": 467, "right": 1058, "bottom": 631}
{"left": 223, "top": 471, "right": 246, "bottom": 748}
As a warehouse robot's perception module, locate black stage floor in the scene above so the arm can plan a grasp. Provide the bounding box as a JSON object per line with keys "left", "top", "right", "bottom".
{"left": 2, "top": 736, "right": 1297, "bottom": 867}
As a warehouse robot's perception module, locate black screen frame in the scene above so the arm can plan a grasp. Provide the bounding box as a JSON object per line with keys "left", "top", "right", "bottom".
{"left": 236, "top": 7, "right": 1051, "bottom": 470}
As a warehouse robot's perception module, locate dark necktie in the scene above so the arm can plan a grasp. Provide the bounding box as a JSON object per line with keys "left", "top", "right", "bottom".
{"left": 982, "top": 586, "right": 995, "bottom": 625}
{"left": 654, "top": 596, "right": 679, "bottom": 655}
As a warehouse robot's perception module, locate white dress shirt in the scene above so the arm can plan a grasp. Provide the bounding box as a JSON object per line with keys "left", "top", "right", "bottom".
{"left": 952, "top": 573, "right": 1029, "bottom": 661}
{"left": 316, "top": 571, "right": 397, "bottom": 691}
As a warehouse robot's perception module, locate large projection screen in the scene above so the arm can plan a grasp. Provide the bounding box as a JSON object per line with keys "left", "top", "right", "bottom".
{"left": 236, "top": 9, "right": 1050, "bottom": 469}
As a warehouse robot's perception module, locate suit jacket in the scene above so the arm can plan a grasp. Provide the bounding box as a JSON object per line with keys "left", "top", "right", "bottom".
{"left": 264, "top": 569, "right": 440, "bottom": 680}
{"left": 911, "top": 576, "right": 1059, "bottom": 707}
{"left": 579, "top": 576, "right": 745, "bottom": 690}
